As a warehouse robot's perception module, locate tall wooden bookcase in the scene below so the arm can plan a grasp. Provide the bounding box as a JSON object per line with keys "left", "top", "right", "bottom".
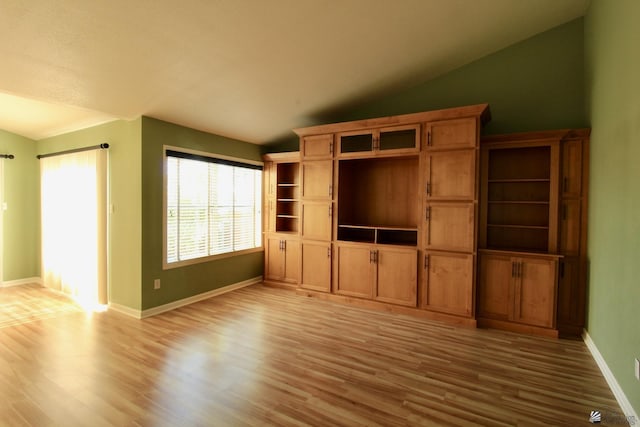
{"left": 262, "top": 108, "right": 589, "bottom": 338}
{"left": 476, "top": 130, "right": 590, "bottom": 337}
{"left": 263, "top": 104, "right": 491, "bottom": 327}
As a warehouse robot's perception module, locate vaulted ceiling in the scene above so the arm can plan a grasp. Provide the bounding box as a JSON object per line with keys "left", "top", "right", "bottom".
{"left": 0, "top": 0, "right": 589, "bottom": 143}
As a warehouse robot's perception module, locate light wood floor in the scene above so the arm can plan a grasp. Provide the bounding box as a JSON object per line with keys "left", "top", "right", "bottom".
{"left": 0, "top": 283, "right": 623, "bottom": 426}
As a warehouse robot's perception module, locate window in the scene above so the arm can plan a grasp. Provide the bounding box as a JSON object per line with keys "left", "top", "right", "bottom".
{"left": 165, "top": 148, "right": 262, "bottom": 267}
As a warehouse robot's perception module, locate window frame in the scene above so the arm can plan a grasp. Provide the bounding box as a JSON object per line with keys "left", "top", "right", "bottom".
{"left": 162, "top": 145, "right": 264, "bottom": 270}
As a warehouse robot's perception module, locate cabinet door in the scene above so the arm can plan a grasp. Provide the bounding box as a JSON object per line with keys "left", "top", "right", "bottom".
{"left": 378, "top": 124, "right": 420, "bottom": 155}
{"left": 265, "top": 237, "right": 285, "bottom": 281}
{"left": 425, "top": 149, "right": 476, "bottom": 200}
{"left": 513, "top": 257, "right": 557, "bottom": 328}
{"left": 301, "top": 202, "right": 332, "bottom": 241}
{"left": 264, "top": 161, "right": 276, "bottom": 199}
{"left": 477, "top": 253, "right": 513, "bottom": 321}
{"left": 300, "top": 241, "right": 331, "bottom": 292}
{"left": 282, "top": 238, "right": 300, "bottom": 284}
{"left": 337, "top": 130, "right": 374, "bottom": 157}
{"left": 561, "top": 140, "right": 583, "bottom": 198}
{"left": 423, "top": 252, "right": 474, "bottom": 317}
{"left": 426, "top": 118, "right": 477, "bottom": 150}
{"left": 302, "top": 160, "right": 333, "bottom": 200}
{"left": 424, "top": 202, "right": 475, "bottom": 252}
{"left": 560, "top": 199, "right": 581, "bottom": 255}
{"left": 375, "top": 247, "right": 417, "bottom": 307}
{"left": 334, "top": 244, "right": 373, "bottom": 298}
{"left": 556, "top": 256, "right": 582, "bottom": 327}
{"left": 265, "top": 199, "right": 276, "bottom": 233}
{"left": 301, "top": 134, "right": 333, "bottom": 160}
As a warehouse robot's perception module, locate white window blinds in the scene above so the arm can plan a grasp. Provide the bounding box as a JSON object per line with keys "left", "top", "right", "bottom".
{"left": 166, "top": 150, "right": 262, "bottom": 264}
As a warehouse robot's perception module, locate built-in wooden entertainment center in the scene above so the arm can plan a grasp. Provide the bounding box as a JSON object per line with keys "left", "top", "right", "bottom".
{"left": 263, "top": 103, "right": 589, "bottom": 338}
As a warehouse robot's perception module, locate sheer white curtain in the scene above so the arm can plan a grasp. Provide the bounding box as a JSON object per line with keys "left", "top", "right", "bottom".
{"left": 40, "top": 149, "right": 107, "bottom": 308}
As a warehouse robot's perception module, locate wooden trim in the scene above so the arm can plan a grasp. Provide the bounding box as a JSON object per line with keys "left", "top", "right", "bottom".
{"left": 297, "top": 287, "right": 478, "bottom": 328}
{"left": 481, "top": 128, "right": 591, "bottom": 144}
{"left": 478, "top": 249, "right": 563, "bottom": 260}
{"left": 262, "top": 151, "right": 300, "bottom": 163}
{"left": 477, "top": 317, "right": 559, "bottom": 338}
{"left": 293, "top": 104, "right": 490, "bottom": 137}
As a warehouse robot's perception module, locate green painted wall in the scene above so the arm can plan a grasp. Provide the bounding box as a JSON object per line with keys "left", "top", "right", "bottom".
{"left": 140, "top": 117, "right": 264, "bottom": 310}
{"left": 37, "top": 119, "right": 143, "bottom": 310}
{"left": 0, "top": 130, "right": 39, "bottom": 281}
{"left": 585, "top": 0, "right": 640, "bottom": 414}
{"left": 267, "top": 18, "right": 586, "bottom": 152}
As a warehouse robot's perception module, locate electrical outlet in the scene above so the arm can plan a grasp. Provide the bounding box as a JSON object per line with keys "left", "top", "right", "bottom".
{"left": 153, "top": 279, "right": 161, "bottom": 290}
{"left": 635, "top": 358, "right": 639, "bottom": 381}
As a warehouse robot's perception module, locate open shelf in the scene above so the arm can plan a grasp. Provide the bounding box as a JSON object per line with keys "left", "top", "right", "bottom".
{"left": 482, "top": 144, "right": 556, "bottom": 252}
{"left": 275, "top": 163, "right": 300, "bottom": 233}
{"left": 337, "top": 225, "right": 418, "bottom": 246}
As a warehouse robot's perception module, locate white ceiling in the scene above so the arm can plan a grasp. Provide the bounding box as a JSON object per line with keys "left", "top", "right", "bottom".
{"left": 0, "top": 0, "right": 589, "bottom": 143}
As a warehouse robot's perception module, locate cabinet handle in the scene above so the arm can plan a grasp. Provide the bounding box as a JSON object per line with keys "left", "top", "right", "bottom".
{"left": 282, "top": 240, "right": 286, "bottom": 251}
{"left": 511, "top": 261, "right": 516, "bottom": 278}
{"left": 563, "top": 177, "right": 568, "bottom": 192}
{"left": 426, "top": 182, "right": 431, "bottom": 196}
{"left": 424, "top": 254, "right": 429, "bottom": 269}
{"left": 329, "top": 141, "right": 334, "bottom": 154}
{"left": 427, "top": 131, "right": 432, "bottom": 146}
{"left": 328, "top": 185, "right": 333, "bottom": 197}
{"left": 279, "top": 240, "right": 282, "bottom": 251}
{"left": 329, "top": 205, "right": 333, "bottom": 217}
{"left": 425, "top": 206, "right": 431, "bottom": 221}
{"left": 327, "top": 246, "right": 331, "bottom": 258}
{"left": 374, "top": 250, "right": 378, "bottom": 264}
{"left": 517, "top": 262, "right": 522, "bottom": 278}
{"left": 369, "top": 250, "right": 374, "bottom": 264}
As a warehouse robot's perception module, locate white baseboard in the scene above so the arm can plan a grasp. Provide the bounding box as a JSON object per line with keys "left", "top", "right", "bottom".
{"left": 108, "top": 302, "right": 143, "bottom": 319}
{"left": 108, "top": 276, "right": 262, "bottom": 319}
{"left": 583, "top": 330, "right": 639, "bottom": 425}
{"left": 0, "top": 277, "right": 43, "bottom": 288}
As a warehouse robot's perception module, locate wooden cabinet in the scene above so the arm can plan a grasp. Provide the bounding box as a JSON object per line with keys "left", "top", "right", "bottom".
{"left": 263, "top": 153, "right": 301, "bottom": 287}
{"left": 335, "top": 242, "right": 417, "bottom": 306}
{"left": 422, "top": 251, "right": 474, "bottom": 317}
{"left": 423, "top": 202, "right": 475, "bottom": 252}
{"left": 478, "top": 129, "right": 589, "bottom": 337}
{"left": 290, "top": 104, "right": 489, "bottom": 324}
{"left": 424, "top": 149, "right": 476, "bottom": 200}
{"left": 337, "top": 124, "right": 420, "bottom": 158}
{"left": 557, "top": 133, "right": 589, "bottom": 336}
{"left": 561, "top": 139, "right": 583, "bottom": 198}
{"left": 301, "top": 134, "right": 333, "bottom": 160}
{"left": 299, "top": 149, "right": 333, "bottom": 290}
{"left": 300, "top": 241, "right": 332, "bottom": 292}
{"left": 425, "top": 118, "right": 477, "bottom": 150}
{"left": 421, "top": 117, "right": 479, "bottom": 319}
{"left": 375, "top": 246, "right": 418, "bottom": 307}
{"left": 477, "top": 251, "right": 559, "bottom": 331}
{"left": 265, "top": 235, "right": 300, "bottom": 285}
{"left": 301, "top": 160, "right": 333, "bottom": 200}
{"left": 301, "top": 201, "right": 332, "bottom": 241}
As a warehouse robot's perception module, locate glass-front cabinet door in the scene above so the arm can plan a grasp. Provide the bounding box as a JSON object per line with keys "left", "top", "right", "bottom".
{"left": 337, "top": 124, "right": 420, "bottom": 157}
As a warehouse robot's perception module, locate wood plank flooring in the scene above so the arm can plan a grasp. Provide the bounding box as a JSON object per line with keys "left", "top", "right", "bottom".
{"left": 0, "top": 283, "right": 625, "bottom": 426}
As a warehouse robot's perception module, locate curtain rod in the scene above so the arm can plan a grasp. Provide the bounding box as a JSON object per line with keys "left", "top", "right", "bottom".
{"left": 0, "top": 154, "right": 14, "bottom": 159}
{"left": 37, "top": 143, "right": 109, "bottom": 159}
